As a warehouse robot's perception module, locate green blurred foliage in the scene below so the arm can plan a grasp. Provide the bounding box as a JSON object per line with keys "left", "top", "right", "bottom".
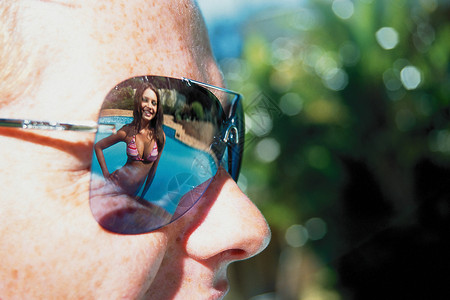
{"left": 191, "top": 101, "right": 205, "bottom": 120}
{"left": 222, "top": 0, "right": 450, "bottom": 299}
{"left": 102, "top": 86, "right": 134, "bottom": 110}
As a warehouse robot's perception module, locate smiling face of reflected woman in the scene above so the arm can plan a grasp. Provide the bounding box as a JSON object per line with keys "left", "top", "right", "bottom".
{"left": 0, "top": 1, "right": 271, "bottom": 299}
{"left": 141, "top": 88, "right": 158, "bottom": 122}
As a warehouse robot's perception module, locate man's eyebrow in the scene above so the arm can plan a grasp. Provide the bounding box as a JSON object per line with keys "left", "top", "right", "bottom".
{"left": 38, "top": 0, "right": 81, "bottom": 9}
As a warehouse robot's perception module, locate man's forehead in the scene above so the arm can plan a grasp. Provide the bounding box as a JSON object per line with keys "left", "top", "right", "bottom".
{"left": 36, "top": 0, "right": 80, "bottom": 8}
{"left": 8, "top": 0, "right": 224, "bottom": 117}
{"left": 18, "top": 0, "right": 206, "bottom": 74}
{"left": 32, "top": 0, "right": 194, "bottom": 12}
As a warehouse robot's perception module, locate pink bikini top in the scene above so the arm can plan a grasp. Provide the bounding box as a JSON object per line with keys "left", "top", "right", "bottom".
{"left": 126, "top": 135, "right": 158, "bottom": 162}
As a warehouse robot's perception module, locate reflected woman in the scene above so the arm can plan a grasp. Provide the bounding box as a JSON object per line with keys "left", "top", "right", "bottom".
{"left": 95, "top": 82, "right": 165, "bottom": 197}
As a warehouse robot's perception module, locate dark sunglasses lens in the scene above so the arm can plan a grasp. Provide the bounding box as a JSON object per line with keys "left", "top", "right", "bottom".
{"left": 89, "top": 76, "right": 227, "bottom": 234}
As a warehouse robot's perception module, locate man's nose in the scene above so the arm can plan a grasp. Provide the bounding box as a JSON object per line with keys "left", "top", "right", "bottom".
{"left": 184, "top": 167, "right": 271, "bottom": 261}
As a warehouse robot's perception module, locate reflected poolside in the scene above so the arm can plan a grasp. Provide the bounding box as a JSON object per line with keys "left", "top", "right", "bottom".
{"left": 91, "top": 115, "right": 218, "bottom": 215}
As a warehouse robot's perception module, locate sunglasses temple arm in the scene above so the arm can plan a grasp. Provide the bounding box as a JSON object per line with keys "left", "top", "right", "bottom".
{"left": 0, "top": 118, "right": 116, "bottom": 133}
{"left": 228, "top": 92, "right": 243, "bottom": 118}
{"left": 181, "top": 77, "right": 241, "bottom": 98}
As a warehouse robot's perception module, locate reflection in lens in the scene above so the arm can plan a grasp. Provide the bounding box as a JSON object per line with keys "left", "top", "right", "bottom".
{"left": 167, "top": 173, "right": 202, "bottom": 208}
{"left": 89, "top": 76, "right": 227, "bottom": 234}
{"left": 90, "top": 175, "right": 173, "bottom": 234}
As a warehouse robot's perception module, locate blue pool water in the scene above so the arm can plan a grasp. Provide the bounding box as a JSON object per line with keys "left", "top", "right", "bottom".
{"left": 91, "top": 116, "right": 217, "bottom": 214}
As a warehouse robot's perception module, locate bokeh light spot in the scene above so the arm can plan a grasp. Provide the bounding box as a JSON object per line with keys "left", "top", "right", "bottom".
{"left": 221, "top": 58, "right": 250, "bottom": 82}
{"left": 272, "top": 37, "right": 295, "bottom": 62}
{"left": 255, "top": 138, "right": 281, "bottom": 163}
{"left": 280, "top": 93, "right": 304, "bottom": 116}
{"left": 323, "top": 68, "right": 348, "bottom": 91}
{"left": 292, "top": 8, "right": 318, "bottom": 31}
{"left": 245, "top": 111, "right": 273, "bottom": 137}
{"left": 400, "top": 66, "right": 421, "bottom": 90}
{"left": 315, "top": 53, "right": 339, "bottom": 78}
{"left": 270, "top": 69, "right": 294, "bottom": 93}
{"left": 285, "top": 224, "right": 309, "bottom": 247}
{"left": 305, "top": 217, "right": 327, "bottom": 241}
{"left": 304, "top": 45, "right": 325, "bottom": 68}
{"left": 376, "top": 27, "right": 399, "bottom": 50}
{"left": 332, "top": 0, "right": 354, "bottom": 20}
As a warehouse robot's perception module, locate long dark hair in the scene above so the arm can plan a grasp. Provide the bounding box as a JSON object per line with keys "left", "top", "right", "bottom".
{"left": 131, "top": 82, "right": 164, "bottom": 150}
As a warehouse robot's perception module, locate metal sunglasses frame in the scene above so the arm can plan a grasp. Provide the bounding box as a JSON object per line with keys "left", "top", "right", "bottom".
{"left": 0, "top": 77, "right": 243, "bottom": 146}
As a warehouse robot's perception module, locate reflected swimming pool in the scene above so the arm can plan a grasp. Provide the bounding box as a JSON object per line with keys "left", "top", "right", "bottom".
{"left": 91, "top": 116, "right": 218, "bottom": 215}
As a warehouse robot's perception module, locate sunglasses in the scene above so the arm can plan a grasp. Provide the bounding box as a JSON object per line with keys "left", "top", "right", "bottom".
{"left": 0, "top": 76, "right": 244, "bottom": 234}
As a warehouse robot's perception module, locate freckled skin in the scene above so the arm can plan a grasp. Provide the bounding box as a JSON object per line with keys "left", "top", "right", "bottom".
{"left": 0, "top": 1, "right": 270, "bottom": 299}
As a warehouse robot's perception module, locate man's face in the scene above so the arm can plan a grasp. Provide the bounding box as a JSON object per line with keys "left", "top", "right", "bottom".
{"left": 0, "top": 1, "right": 270, "bottom": 299}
